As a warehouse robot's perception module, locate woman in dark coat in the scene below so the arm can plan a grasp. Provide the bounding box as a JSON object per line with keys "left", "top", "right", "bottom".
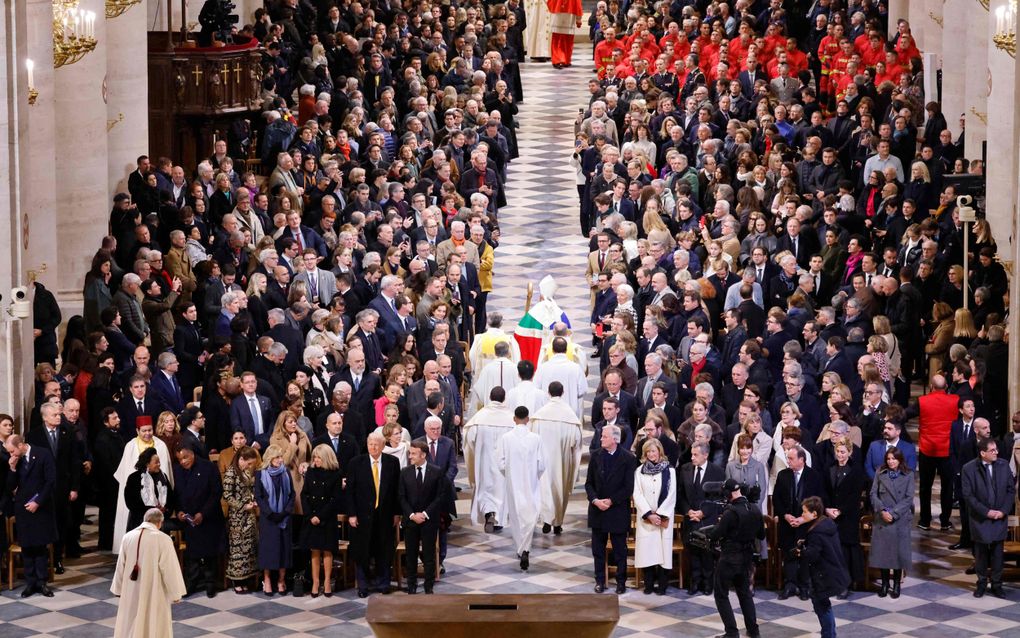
{"left": 799, "top": 496, "right": 851, "bottom": 638}
{"left": 868, "top": 447, "right": 915, "bottom": 598}
{"left": 300, "top": 444, "right": 343, "bottom": 597}
{"left": 824, "top": 437, "right": 866, "bottom": 598}
{"left": 255, "top": 444, "right": 296, "bottom": 596}
{"left": 124, "top": 447, "right": 175, "bottom": 531}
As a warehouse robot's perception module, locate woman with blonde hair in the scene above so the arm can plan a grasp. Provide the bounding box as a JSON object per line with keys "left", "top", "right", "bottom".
{"left": 872, "top": 315, "right": 901, "bottom": 384}
{"left": 632, "top": 437, "right": 676, "bottom": 595}
{"left": 155, "top": 411, "right": 181, "bottom": 460}
{"left": 223, "top": 445, "right": 260, "bottom": 593}
{"left": 952, "top": 307, "right": 978, "bottom": 348}
{"left": 301, "top": 445, "right": 342, "bottom": 597}
{"left": 728, "top": 406, "right": 772, "bottom": 466}
{"left": 940, "top": 264, "right": 968, "bottom": 310}
{"left": 382, "top": 416, "right": 410, "bottom": 467}
{"left": 268, "top": 411, "right": 312, "bottom": 517}
{"left": 255, "top": 445, "right": 295, "bottom": 595}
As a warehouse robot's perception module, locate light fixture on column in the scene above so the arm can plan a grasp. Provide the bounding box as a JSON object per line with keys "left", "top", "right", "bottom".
{"left": 26, "top": 60, "right": 38, "bottom": 105}
{"left": 995, "top": 0, "right": 1017, "bottom": 57}
{"left": 105, "top": 0, "right": 140, "bottom": 19}
{"left": 52, "top": 0, "right": 97, "bottom": 68}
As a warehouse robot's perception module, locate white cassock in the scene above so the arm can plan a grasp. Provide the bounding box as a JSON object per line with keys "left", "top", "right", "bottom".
{"left": 469, "top": 328, "right": 521, "bottom": 374}
{"left": 113, "top": 437, "right": 174, "bottom": 553}
{"left": 111, "top": 521, "right": 187, "bottom": 638}
{"left": 466, "top": 357, "right": 520, "bottom": 419}
{"left": 538, "top": 337, "right": 589, "bottom": 376}
{"left": 528, "top": 397, "right": 582, "bottom": 527}
{"left": 632, "top": 467, "right": 677, "bottom": 568}
{"left": 533, "top": 353, "right": 588, "bottom": 419}
{"left": 524, "top": 0, "right": 553, "bottom": 60}
{"left": 497, "top": 426, "right": 546, "bottom": 555}
{"left": 506, "top": 380, "right": 548, "bottom": 414}
{"left": 463, "top": 401, "right": 515, "bottom": 526}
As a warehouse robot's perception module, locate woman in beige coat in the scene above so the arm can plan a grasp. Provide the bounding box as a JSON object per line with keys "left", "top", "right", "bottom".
{"left": 924, "top": 302, "right": 955, "bottom": 383}
{"left": 268, "top": 411, "right": 313, "bottom": 515}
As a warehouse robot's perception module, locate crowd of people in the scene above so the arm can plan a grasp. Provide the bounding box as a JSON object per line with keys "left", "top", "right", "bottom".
{"left": 0, "top": 0, "right": 1018, "bottom": 636}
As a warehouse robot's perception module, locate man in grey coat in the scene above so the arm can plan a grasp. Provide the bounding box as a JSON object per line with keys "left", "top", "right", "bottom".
{"left": 961, "top": 438, "right": 1016, "bottom": 598}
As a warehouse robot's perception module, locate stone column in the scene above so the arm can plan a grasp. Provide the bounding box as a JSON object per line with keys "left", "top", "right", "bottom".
{"left": 924, "top": 0, "right": 943, "bottom": 60}
{"left": 107, "top": 3, "right": 149, "bottom": 196}
{"left": 888, "top": 0, "right": 910, "bottom": 39}
{"left": 1009, "top": 31, "right": 1020, "bottom": 417}
{"left": 941, "top": 0, "right": 969, "bottom": 137}
{"left": 985, "top": 0, "right": 1016, "bottom": 254}
{"left": 963, "top": 5, "right": 989, "bottom": 161}
{"left": 54, "top": 0, "right": 110, "bottom": 302}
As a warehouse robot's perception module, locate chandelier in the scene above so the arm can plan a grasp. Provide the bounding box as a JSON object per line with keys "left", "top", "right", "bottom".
{"left": 994, "top": 0, "right": 1017, "bottom": 57}
{"left": 105, "top": 0, "right": 140, "bottom": 19}
{"left": 53, "top": 0, "right": 97, "bottom": 68}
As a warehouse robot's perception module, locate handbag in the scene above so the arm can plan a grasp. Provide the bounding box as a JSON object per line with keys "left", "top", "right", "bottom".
{"left": 129, "top": 529, "right": 145, "bottom": 581}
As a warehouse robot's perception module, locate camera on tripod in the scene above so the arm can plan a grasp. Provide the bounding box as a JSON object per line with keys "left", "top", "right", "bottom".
{"left": 198, "top": 0, "right": 239, "bottom": 46}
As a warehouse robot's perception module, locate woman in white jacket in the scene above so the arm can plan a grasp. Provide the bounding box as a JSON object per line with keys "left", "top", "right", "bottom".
{"left": 633, "top": 438, "right": 677, "bottom": 595}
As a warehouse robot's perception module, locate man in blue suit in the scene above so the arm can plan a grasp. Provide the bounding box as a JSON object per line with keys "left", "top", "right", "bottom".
{"left": 276, "top": 210, "right": 328, "bottom": 258}
{"left": 865, "top": 418, "right": 918, "bottom": 479}
{"left": 367, "top": 275, "right": 406, "bottom": 354}
{"left": 230, "top": 371, "right": 274, "bottom": 450}
{"left": 5, "top": 433, "right": 58, "bottom": 597}
{"left": 150, "top": 352, "right": 186, "bottom": 415}
{"left": 414, "top": 415, "right": 458, "bottom": 570}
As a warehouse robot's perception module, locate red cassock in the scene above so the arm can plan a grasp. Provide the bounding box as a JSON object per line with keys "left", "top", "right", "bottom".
{"left": 547, "top": 0, "right": 582, "bottom": 66}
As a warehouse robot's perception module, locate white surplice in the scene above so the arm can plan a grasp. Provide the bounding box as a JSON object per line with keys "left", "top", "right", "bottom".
{"left": 533, "top": 353, "right": 589, "bottom": 420}
{"left": 465, "top": 357, "right": 520, "bottom": 420}
{"left": 524, "top": 0, "right": 553, "bottom": 60}
{"left": 506, "top": 380, "right": 549, "bottom": 415}
{"left": 497, "top": 426, "right": 546, "bottom": 555}
{"left": 111, "top": 521, "right": 187, "bottom": 638}
{"left": 463, "top": 402, "right": 516, "bottom": 526}
{"left": 113, "top": 437, "right": 174, "bottom": 553}
{"left": 528, "top": 397, "right": 583, "bottom": 527}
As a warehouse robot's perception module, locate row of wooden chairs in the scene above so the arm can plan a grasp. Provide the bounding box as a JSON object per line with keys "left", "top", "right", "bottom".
{"left": 3, "top": 517, "right": 56, "bottom": 590}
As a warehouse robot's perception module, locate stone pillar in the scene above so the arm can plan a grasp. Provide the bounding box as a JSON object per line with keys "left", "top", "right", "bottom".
{"left": 54, "top": 0, "right": 109, "bottom": 302}
{"left": 1009, "top": 30, "right": 1020, "bottom": 417}
{"left": 889, "top": 0, "right": 910, "bottom": 39}
{"left": 107, "top": 3, "right": 149, "bottom": 196}
{"left": 941, "top": 0, "right": 969, "bottom": 137}
{"left": 963, "top": 6, "right": 989, "bottom": 160}
{"left": 986, "top": 0, "right": 1016, "bottom": 254}
{"left": 147, "top": 0, "right": 185, "bottom": 35}
{"left": 0, "top": 0, "right": 39, "bottom": 425}
{"left": 924, "top": 0, "right": 943, "bottom": 60}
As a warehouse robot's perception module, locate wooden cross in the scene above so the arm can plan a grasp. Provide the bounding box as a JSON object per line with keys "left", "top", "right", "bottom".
{"left": 191, "top": 65, "right": 203, "bottom": 86}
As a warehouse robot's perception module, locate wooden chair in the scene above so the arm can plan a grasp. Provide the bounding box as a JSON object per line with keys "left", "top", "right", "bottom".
{"left": 858, "top": 514, "right": 874, "bottom": 591}
{"left": 763, "top": 515, "right": 778, "bottom": 590}
{"left": 604, "top": 506, "right": 636, "bottom": 588}
{"left": 5, "top": 517, "right": 55, "bottom": 590}
{"left": 335, "top": 514, "right": 352, "bottom": 590}
{"left": 671, "top": 515, "right": 686, "bottom": 589}
{"left": 171, "top": 529, "right": 187, "bottom": 567}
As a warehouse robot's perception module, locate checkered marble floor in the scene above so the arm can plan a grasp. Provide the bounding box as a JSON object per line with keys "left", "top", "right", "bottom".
{"left": 3, "top": 44, "right": 1020, "bottom": 638}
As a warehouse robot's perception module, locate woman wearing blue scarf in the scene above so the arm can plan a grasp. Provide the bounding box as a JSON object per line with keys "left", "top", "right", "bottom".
{"left": 868, "top": 447, "right": 914, "bottom": 598}
{"left": 255, "top": 445, "right": 295, "bottom": 596}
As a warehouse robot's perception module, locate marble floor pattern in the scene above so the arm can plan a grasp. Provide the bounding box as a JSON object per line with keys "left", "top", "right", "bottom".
{"left": 3, "top": 44, "right": 1019, "bottom": 638}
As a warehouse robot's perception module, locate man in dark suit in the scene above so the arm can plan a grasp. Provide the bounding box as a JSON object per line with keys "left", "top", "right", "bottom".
{"left": 349, "top": 309, "right": 387, "bottom": 375}
{"left": 398, "top": 441, "right": 450, "bottom": 594}
{"left": 116, "top": 374, "right": 166, "bottom": 442}
{"left": 329, "top": 348, "right": 382, "bottom": 419}
{"left": 172, "top": 303, "right": 204, "bottom": 400}
{"left": 230, "top": 371, "right": 274, "bottom": 451}
{"left": 367, "top": 276, "right": 406, "bottom": 354}
{"left": 949, "top": 404, "right": 980, "bottom": 550}
{"left": 415, "top": 416, "right": 458, "bottom": 569}
{"left": 635, "top": 353, "right": 678, "bottom": 410}
{"left": 172, "top": 444, "right": 225, "bottom": 597}
{"left": 150, "top": 352, "right": 186, "bottom": 416}
{"left": 719, "top": 309, "right": 747, "bottom": 380}
{"left": 5, "top": 433, "right": 58, "bottom": 597}
{"left": 585, "top": 424, "right": 636, "bottom": 594}
{"left": 27, "top": 402, "right": 80, "bottom": 573}
{"left": 265, "top": 306, "right": 306, "bottom": 380}
{"left": 961, "top": 438, "right": 1016, "bottom": 598}
{"left": 678, "top": 442, "right": 725, "bottom": 594}
{"left": 590, "top": 397, "right": 635, "bottom": 454}
{"left": 821, "top": 337, "right": 855, "bottom": 385}
{"left": 346, "top": 432, "right": 402, "bottom": 597}
{"left": 590, "top": 369, "right": 639, "bottom": 429}
{"left": 178, "top": 407, "right": 209, "bottom": 459}
{"left": 312, "top": 412, "right": 359, "bottom": 474}
{"left": 773, "top": 446, "right": 826, "bottom": 599}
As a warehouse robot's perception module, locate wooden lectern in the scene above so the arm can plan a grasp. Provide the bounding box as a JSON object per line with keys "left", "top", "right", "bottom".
{"left": 366, "top": 594, "right": 619, "bottom": 638}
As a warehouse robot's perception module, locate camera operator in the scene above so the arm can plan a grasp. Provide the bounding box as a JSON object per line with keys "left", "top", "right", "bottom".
{"left": 708, "top": 478, "right": 764, "bottom": 638}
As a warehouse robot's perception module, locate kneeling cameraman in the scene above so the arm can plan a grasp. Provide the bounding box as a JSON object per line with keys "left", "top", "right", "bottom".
{"left": 708, "top": 478, "right": 764, "bottom": 638}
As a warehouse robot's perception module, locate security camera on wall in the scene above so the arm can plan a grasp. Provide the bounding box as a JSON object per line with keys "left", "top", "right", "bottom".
{"left": 10, "top": 287, "right": 30, "bottom": 319}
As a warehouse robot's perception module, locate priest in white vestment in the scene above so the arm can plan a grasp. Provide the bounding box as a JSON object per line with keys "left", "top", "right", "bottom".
{"left": 524, "top": 0, "right": 552, "bottom": 61}
{"left": 528, "top": 383, "right": 582, "bottom": 534}
{"left": 111, "top": 508, "right": 186, "bottom": 638}
{"left": 469, "top": 312, "right": 521, "bottom": 374}
{"left": 463, "top": 388, "right": 515, "bottom": 532}
{"left": 538, "top": 322, "right": 589, "bottom": 375}
{"left": 506, "top": 360, "right": 548, "bottom": 414}
{"left": 498, "top": 406, "right": 546, "bottom": 570}
{"left": 113, "top": 418, "right": 174, "bottom": 553}
{"left": 534, "top": 337, "right": 588, "bottom": 419}
{"left": 465, "top": 342, "right": 520, "bottom": 419}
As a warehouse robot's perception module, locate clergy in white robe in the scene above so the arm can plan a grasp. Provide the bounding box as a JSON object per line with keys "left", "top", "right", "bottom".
{"left": 523, "top": 0, "right": 552, "bottom": 58}
{"left": 113, "top": 421, "right": 174, "bottom": 553}
{"left": 506, "top": 363, "right": 548, "bottom": 415}
{"left": 528, "top": 385, "right": 582, "bottom": 530}
{"left": 469, "top": 314, "right": 521, "bottom": 374}
{"left": 111, "top": 509, "right": 186, "bottom": 638}
{"left": 465, "top": 346, "right": 520, "bottom": 419}
{"left": 534, "top": 337, "right": 588, "bottom": 419}
{"left": 498, "top": 407, "right": 546, "bottom": 567}
{"left": 538, "top": 322, "right": 589, "bottom": 376}
{"left": 463, "top": 389, "right": 515, "bottom": 530}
